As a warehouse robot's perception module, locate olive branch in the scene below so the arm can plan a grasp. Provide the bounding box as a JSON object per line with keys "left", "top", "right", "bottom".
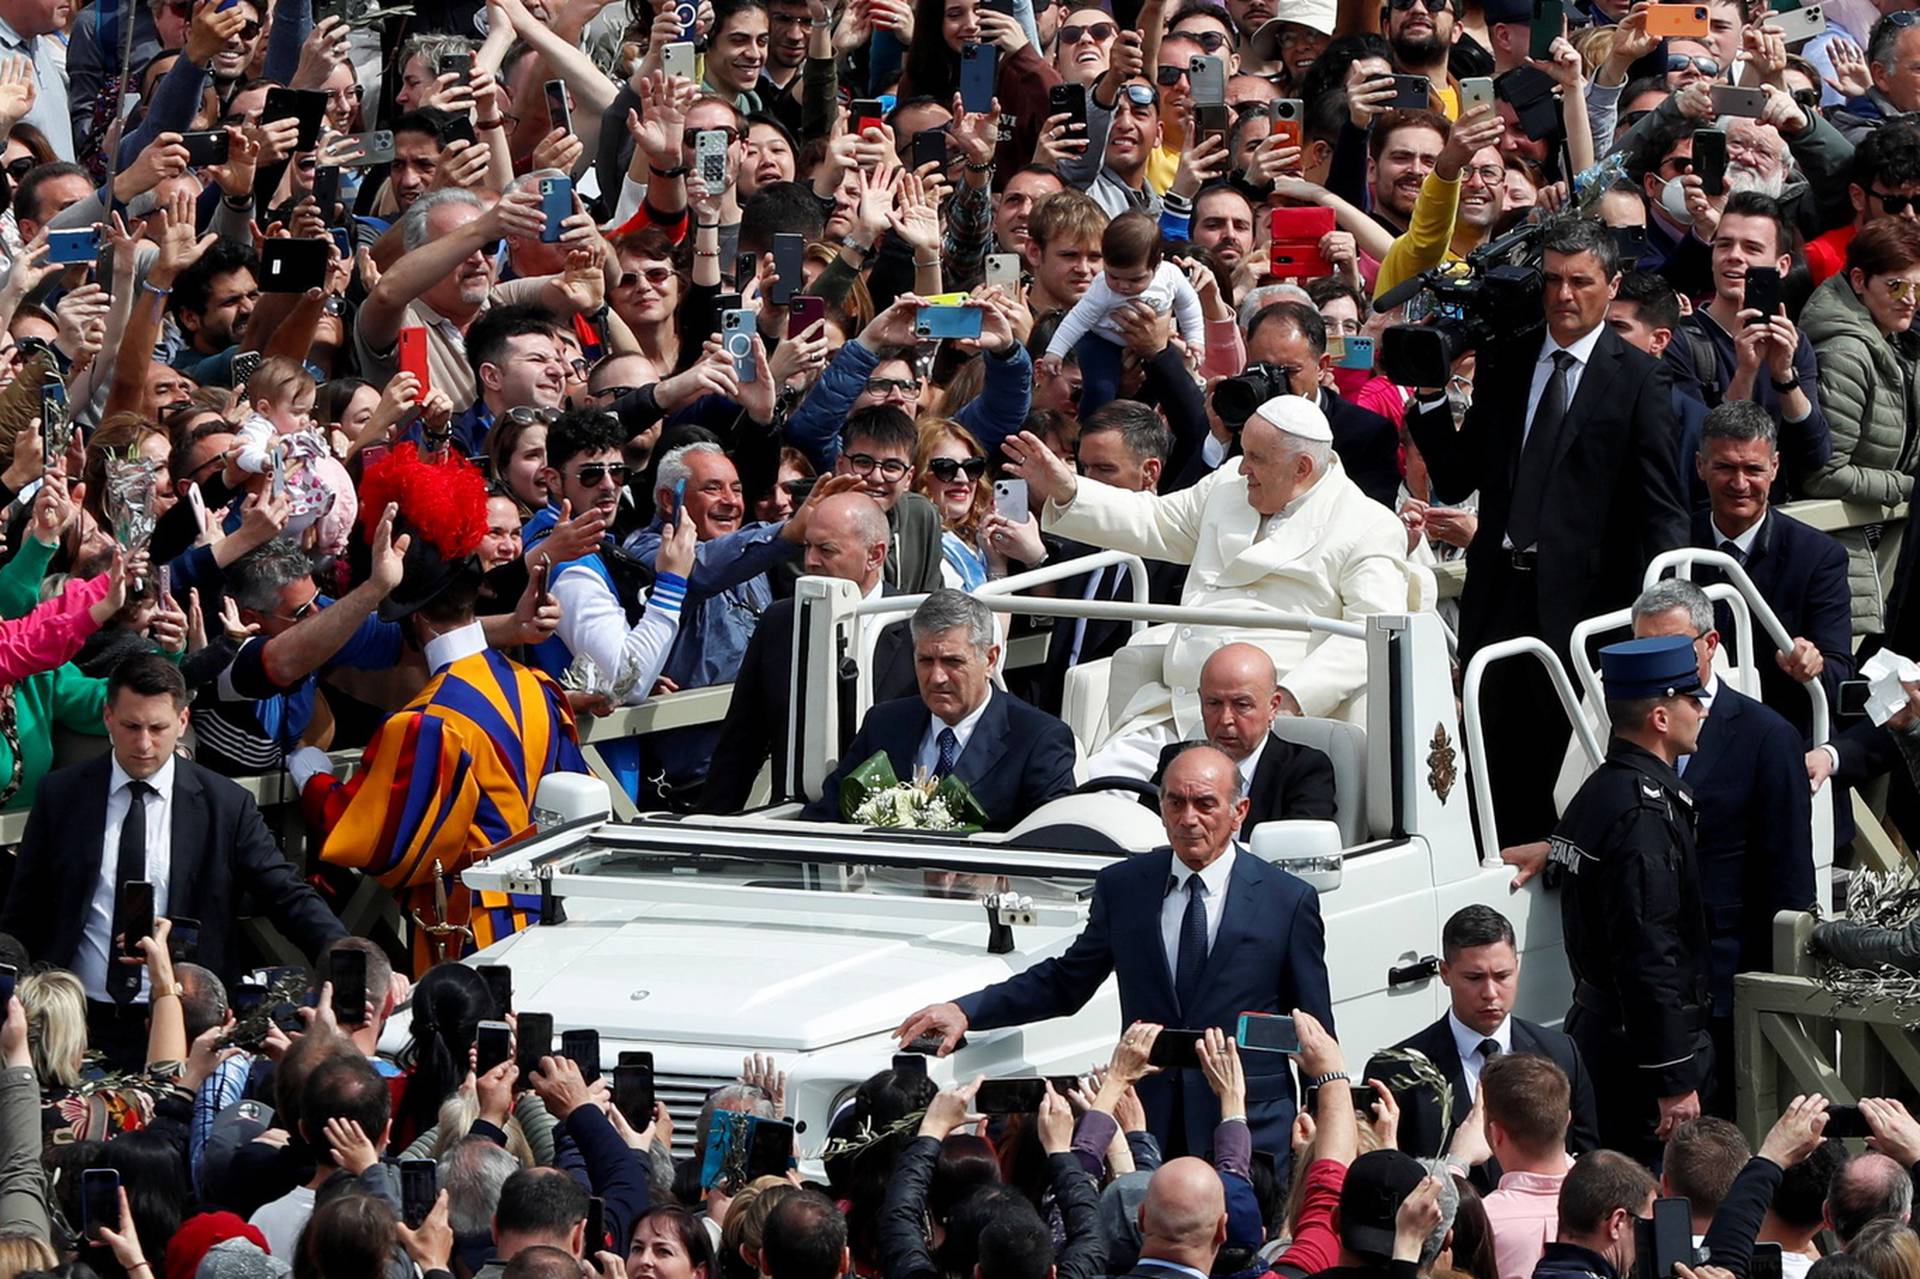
{"left": 1373, "top": 1046, "right": 1454, "bottom": 1161}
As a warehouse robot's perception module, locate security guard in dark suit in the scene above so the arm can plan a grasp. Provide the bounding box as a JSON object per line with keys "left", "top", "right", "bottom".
{"left": 1548, "top": 634, "right": 1714, "bottom": 1166}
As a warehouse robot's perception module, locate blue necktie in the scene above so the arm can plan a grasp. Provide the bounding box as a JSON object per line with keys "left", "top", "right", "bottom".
{"left": 1175, "top": 875, "right": 1209, "bottom": 1017}
{"left": 935, "top": 728, "right": 959, "bottom": 778}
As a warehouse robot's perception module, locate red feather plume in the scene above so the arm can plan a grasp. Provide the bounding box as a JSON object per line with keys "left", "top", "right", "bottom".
{"left": 359, "top": 443, "right": 490, "bottom": 559}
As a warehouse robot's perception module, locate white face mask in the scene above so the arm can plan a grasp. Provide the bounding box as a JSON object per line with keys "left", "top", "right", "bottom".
{"left": 1660, "top": 175, "right": 1693, "bottom": 223}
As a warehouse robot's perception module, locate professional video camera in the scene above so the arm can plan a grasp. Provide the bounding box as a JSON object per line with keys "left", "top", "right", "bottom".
{"left": 1373, "top": 152, "right": 1629, "bottom": 389}
{"left": 1212, "top": 363, "right": 1302, "bottom": 430}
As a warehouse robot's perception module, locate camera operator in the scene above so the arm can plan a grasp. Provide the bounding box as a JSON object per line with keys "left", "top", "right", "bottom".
{"left": 1404, "top": 217, "right": 1689, "bottom": 848}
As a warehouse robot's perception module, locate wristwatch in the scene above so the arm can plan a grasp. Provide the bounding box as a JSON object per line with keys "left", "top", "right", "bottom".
{"left": 839, "top": 233, "right": 874, "bottom": 255}
{"left": 1771, "top": 373, "right": 1802, "bottom": 393}
{"left": 651, "top": 163, "right": 690, "bottom": 178}
{"left": 1304, "top": 1070, "right": 1351, "bottom": 1089}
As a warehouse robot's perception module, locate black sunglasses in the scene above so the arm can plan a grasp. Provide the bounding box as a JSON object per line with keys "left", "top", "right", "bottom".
{"left": 1155, "top": 64, "right": 1189, "bottom": 85}
{"left": 1873, "top": 188, "right": 1920, "bottom": 214}
{"left": 573, "top": 462, "right": 630, "bottom": 485}
{"left": 1059, "top": 21, "right": 1116, "bottom": 41}
{"left": 1178, "top": 29, "right": 1230, "bottom": 50}
{"left": 1666, "top": 53, "right": 1720, "bottom": 76}
{"left": 926, "top": 456, "right": 988, "bottom": 482}
{"left": 1387, "top": 0, "right": 1459, "bottom": 13}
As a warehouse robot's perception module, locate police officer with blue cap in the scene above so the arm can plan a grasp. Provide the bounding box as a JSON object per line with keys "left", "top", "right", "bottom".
{"left": 1548, "top": 633, "right": 1714, "bottom": 1164}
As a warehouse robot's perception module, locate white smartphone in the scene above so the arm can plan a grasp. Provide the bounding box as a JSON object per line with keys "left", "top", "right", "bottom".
{"left": 1765, "top": 3, "right": 1827, "bottom": 42}
{"left": 1460, "top": 76, "right": 1494, "bottom": 111}
{"left": 985, "top": 253, "right": 1020, "bottom": 287}
{"left": 993, "top": 477, "right": 1029, "bottom": 523}
{"left": 662, "top": 41, "right": 695, "bottom": 79}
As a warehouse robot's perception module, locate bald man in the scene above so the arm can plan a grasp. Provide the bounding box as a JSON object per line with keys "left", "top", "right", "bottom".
{"left": 899, "top": 744, "right": 1333, "bottom": 1162}
{"left": 1130, "top": 1158, "right": 1231, "bottom": 1278}
{"left": 1149, "top": 643, "right": 1337, "bottom": 836}
{"left": 697, "top": 493, "right": 917, "bottom": 811}
{"left": 1003, "top": 395, "right": 1430, "bottom": 781}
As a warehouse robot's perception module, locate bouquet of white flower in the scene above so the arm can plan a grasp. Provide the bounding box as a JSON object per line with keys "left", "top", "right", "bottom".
{"left": 838, "top": 750, "right": 988, "bottom": 830}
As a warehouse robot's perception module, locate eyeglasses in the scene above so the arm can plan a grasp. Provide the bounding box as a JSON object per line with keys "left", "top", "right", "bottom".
{"left": 1873, "top": 189, "right": 1920, "bottom": 214}
{"left": 1387, "top": 0, "right": 1458, "bottom": 13}
{"left": 1175, "top": 27, "right": 1228, "bottom": 50}
{"left": 1879, "top": 277, "right": 1920, "bottom": 298}
{"left": 1122, "top": 83, "right": 1160, "bottom": 107}
{"left": 1155, "top": 64, "right": 1189, "bottom": 86}
{"left": 563, "top": 357, "right": 589, "bottom": 378}
{"left": 274, "top": 592, "right": 320, "bottom": 623}
{"left": 863, "top": 376, "right": 921, "bottom": 396}
{"left": 594, "top": 385, "right": 639, "bottom": 400}
{"left": 1462, "top": 163, "right": 1505, "bottom": 185}
{"left": 926, "top": 456, "right": 988, "bottom": 482}
{"left": 843, "top": 452, "right": 911, "bottom": 480}
{"left": 2, "top": 156, "right": 32, "bottom": 180}
{"left": 1660, "top": 154, "right": 1694, "bottom": 173}
{"left": 1792, "top": 88, "right": 1821, "bottom": 114}
{"left": 326, "top": 85, "right": 364, "bottom": 104}
{"left": 1666, "top": 54, "right": 1720, "bottom": 76}
{"left": 1059, "top": 21, "right": 1116, "bottom": 41}
{"left": 573, "top": 462, "right": 630, "bottom": 485}
{"left": 619, "top": 266, "right": 677, "bottom": 290}
{"left": 682, "top": 126, "right": 741, "bottom": 147}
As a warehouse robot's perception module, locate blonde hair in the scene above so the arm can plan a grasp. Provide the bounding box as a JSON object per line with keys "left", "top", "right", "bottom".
{"left": 20, "top": 969, "right": 88, "bottom": 1088}
{"left": 246, "top": 355, "right": 317, "bottom": 413}
{"left": 719, "top": 1176, "right": 798, "bottom": 1279}
{"left": 0, "top": 1232, "right": 58, "bottom": 1279}
{"left": 427, "top": 1084, "right": 536, "bottom": 1167}
{"left": 912, "top": 418, "right": 991, "bottom": 542}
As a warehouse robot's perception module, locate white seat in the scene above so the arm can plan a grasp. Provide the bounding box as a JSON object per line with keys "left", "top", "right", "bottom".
{"left": 1267, "top": 717, "right": 1370, "bottom": 847}
{"left": 1061, "top": 656, "right": 1114, "bottom": 757}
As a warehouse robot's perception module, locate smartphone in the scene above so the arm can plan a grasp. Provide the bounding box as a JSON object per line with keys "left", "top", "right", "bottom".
{"left": 891, "top": 1052, "right": 928, "bottom": 1080}
{"left": 117, "top": 880, "right": 154, "bottom": 961}
{"left": 543, "top": 79, "right": 572, "bottom": 137}
{"left": 1337, "top": 335, "right": 1376, "bottom": 370}
{"left": 181, "top": 129, "right": 230, "bottom": 166}
{"left": 1388, "top": 74, "right": 1430, "bottom": 109}
{"left": 975, "top": 1077, "right": 1048, "bottom": 1112}
{"left": 912, "top": 127, "right": 946, "bottom": 172}
{"left": 437, "top": 51, "right": 474, "bottom": 79}
{"left": 1693, "top": 127, "right": 1728, "bottom": 196}
{"left": 539, "top": 175, "right": 573, "bottom": 244}
{"left": 788, "top": 294, "right": 825, "bottom": 337}
{"left": 1189, "top": 53, "right": 1225, "bottom": 106}
{"left": 476, "top": 964, "right": 512, "bottom": 1016}
{"left": 766, "top": 232, "right": 804, "bottom": 306}
{"left": 515, "top": 1011, "right": 554, "bottom": 1079}
{"left": 662, "top": 41, "right": 696, "bottom": 79}
{"left": 1460, "top": 76, "right": 1494, "bottom": 111}
{"left": 1530, "top": 0, "right": 1563, "bottom": 58}
{"left": 1743, "top": 264, "right": 1781, "bottom": 319}
{"left": 985, "top": 252, "right": 1021, "bottom": 288}
{"left": 263, "top": 87, "right": 328, "bottom": 149}
{"left": 81, "top": 1168, "right": 120, "bottom": 1240}
{"left": 959, "top": 42, "right": 997, "bottom": 114}
{"left": 1824, "top": 1102, "right": 1871, "bottom": 1138}
{"left": 398, "top": 326, "right": 431, "bottom": 397}
{"left": 1750, "top": 1244, "right": 1784, "bottom": 1279}
{"left": 400, "top": 1159, "right": 436, "bottom": 1228}
{"left": 1644, "top": 2, "right": 1710, "bottom": 35}
{"left": 695, "top": 128, "right": 728, "bottom": 193}
{"left": 915, "top": 304, "right": 984, "bottom": 339}
{"left": 744, "top": 1117, "right": 795, "bottom": 1178}
{"left": 560, "top": 1027, "right": 601, "bottom": 1083}
{"left": 993, "top": 477, "right": 1028, "bottom": 523}
{"left": 230, "top": 981, "right": 266, "bottom": 1021}
{"left": 1049, "top": 82, "right": 1087, "bottom": 134}
{"left": 612, "top": 1062, "right": 655, "bottom": 1126}
{"left": 46, "top": 227, "right": 101, "bottom": 264}
{"left": 723, "top": 308, "right": 757, "bottom": 381}
{"left": 1611, "top": 224, "right": 1651, "bottom": 266}
{"left": 1236, "top": 1011, "right": 1301, "bottom": 1053}
{"left": 1765, "top": 2, "right": 1825, "bottom": 40}
{"left": 851, "top": 98, "right": 887, "bottom": 134}
{"left": 1194, "top": 102, "right": 1229, "bottom": 151}
{"left": 1634, "top": 1196, "right": 1696, "bottom": 1279}
{"left": 40, "top": 380, "right": 66, "bottom": 441}
{"left": 584, "top": 1196, "right": 606, "bottom": 1254}
{"left": 1710, "top": 83, "right": 1767, "bottom": 118}
{"left": 233, "top": 348, "right": 263, "bottom": 390}
{"left": 618, "top": 1049, "right": 655, "bottom": 1069}
{"left": 1147, "top": 1028, "right": 1206, "bottom": 1068}
{"left": 1839, "top": 678, "right": 1871, "bottom": 717}
{"left": 476, "top": 1020, "right": 512, "bottom": 1076}
{"left": 1270, "top": 97, "right": 1303, "bottom": 149}
{"left": 311, "top": 163, "right": 341, "bottom": 217}
{"left": 260, "top": 238, "right": 329, "bottom": 292}
{"left": 904, "top": 1029, "right": 966, "bottom": 1054}
{"left": 328, "top": 948, "right": 368, "bottom": 1026}
{"left": 338, "top": 129, "right": 395, "bottom": 167}
{"left": 674, "top": 0, "right": 697, "bottom": 38}
{"left": 0, "top": 963, "right": 16, "bottom": 1011}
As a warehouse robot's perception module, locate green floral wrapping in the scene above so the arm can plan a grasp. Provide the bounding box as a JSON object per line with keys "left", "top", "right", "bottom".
{"left": 839, "top": 751, "right": 901, "bottom": 820}
{"left": 838, "top": 751, "right": 991, "bottom": 830}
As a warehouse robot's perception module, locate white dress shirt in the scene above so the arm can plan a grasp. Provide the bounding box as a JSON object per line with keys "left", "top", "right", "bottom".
{"left": 1235, "top": 736, "right": 1268, "bottom": 793}
{"left": 1710, "top": 515, "right": 1764, "bottom": 561}
{"left": 1503, "top": 324, "right": 1607, "bottom": 550}
{"left": 1448, "top": 1009, "right": 1513, "bottom": 1100}
{"left": 77, "top": 755, "right": 177, "bottom": 1003}
{"left": 423, "top": 620, "right": 489, "bottom": 673}
{"left": 914, "top": 686, "right": 993, "bottom": 777}
{"left": 1161, "top": 844, "right": 1237, "bottom": 969}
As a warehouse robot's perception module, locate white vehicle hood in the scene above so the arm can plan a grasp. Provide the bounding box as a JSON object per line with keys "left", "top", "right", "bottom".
{"left": 478, "top": 898, "right": 1073, "bottom": 1051}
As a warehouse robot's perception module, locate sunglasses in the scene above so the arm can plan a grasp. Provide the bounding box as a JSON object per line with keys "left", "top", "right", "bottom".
{"left": 1666, "top": 54, "right": 1720, "bottom": 76}
{"left": 927, "top": 456, "right": 989, "bottom": 482}
{"left": 1059, "top": 21, "right": 1115, "bottom": 41}
{"left": 594, "top": 385, "right": 639, "bottom": 400}
{"left": 274, "top": 593, "right": 319, "bottom": 623}
{"left": 619, "top": 266, "right": 677, "bottom": 289}
{"left": 863, "top": 376, "right": 921, "bottom": 395}
{"left": 1387, "top": 0, "right": 1458, "bottom": 13}
{"left": 1123, "top": 82, "right": 1160, "bottom": 106}
{"left": 1872, "top": 188, "right": 1920, "bottom": 214}
{"left": 573, "top": 462, "right": 630, "bottom": 485}
{"left": 507, "top": 406, "right": 562, "bottom": 426}
{"left": 843, "top": 452, "right": 911, "bottom": 480}
{"left": 236, "top": 20, "right": 262, "bottom": 39}
{"left": 1880, "top": 277, "right": 1920, "bottom": 298}
{"left": 1155, "top": 64, "right": 1189, "bottom": 85}
{"left": 1178, "top": 28, "right": 1230, "bottom": 50}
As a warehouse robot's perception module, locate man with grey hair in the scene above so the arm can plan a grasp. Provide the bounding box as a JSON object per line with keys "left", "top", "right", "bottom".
{"left": 803, "top": 588, "right": 1076, "bottom": 831}
{"left": 354, "top": 182, "right": 601, "bottom": 414}
{"left": 1003, "top": 392, "right": 1427, "bottom": 780}
{"left": 1826, "top": 1151, "right": 1913, "bottom": 1245}
{"left": 440, "top": 1137, "right": 522, "bottom": 1272}
{"left": 896, "top": 739, "right": 1333, "bottom": 1161}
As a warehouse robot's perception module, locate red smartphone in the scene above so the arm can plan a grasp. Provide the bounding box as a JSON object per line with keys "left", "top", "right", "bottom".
{"left": 788, "top": 294, "right": 825, "bottom": 337}
{"left": 397, "top": 326, "right": 430, "bottom": 400}
{"left": 1268, "top": 206, "right": 1335, "bottom": 279}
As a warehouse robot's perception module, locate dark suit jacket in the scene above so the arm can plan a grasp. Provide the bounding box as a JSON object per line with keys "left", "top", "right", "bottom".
{"left": 697, "top": 594, "right": 917, "bottom": 812}
{"left": 802, "top": 689, "right": 1078, "bottom": 831}
{"left": 956, "top": 846, "right": 1334, "bottom": 1157}
{"left": 1150, "top": 732, "right": 1337, "bottom": 833}
{"left": 1686, "top": 683, "right": 1818, "bottom": 1015}
{"left": 1406, "top": 326, "right": 1689, "bottom": 657}
{"left": 1325, "top": 389, "right": 1403, "bottom": 511}
{"left": 1028, "top": 535, "right": 1186, "bottom": 715}
{"left": 1, "top": 755, "right": 345, "bottom": 984}
{"left": 1692, "top": 508, "right": 1853, "bottom": 745}
{"left": 1363, "top": 1014, "right": 1600, "bottom": 1193}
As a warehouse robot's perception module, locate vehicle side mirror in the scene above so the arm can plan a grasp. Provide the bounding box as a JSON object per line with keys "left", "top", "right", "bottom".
{"left": 1249, "top": 820, "right": 1343, "bottom": 892}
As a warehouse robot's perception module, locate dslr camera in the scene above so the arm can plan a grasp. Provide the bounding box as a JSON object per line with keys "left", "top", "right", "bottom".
{"left": 1211, "top": 362, "right": 1305, "bottom": 431}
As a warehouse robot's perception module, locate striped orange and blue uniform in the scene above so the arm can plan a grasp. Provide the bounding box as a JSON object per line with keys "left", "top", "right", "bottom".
{"left": 304, "top": 645, "right": 587, "bottom": 973}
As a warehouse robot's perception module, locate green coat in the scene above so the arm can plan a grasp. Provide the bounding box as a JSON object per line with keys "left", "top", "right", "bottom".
{"left": 1798, "top": 271, "right": 1920, "bottom": 633}
{"left": 0, "top": 537, "right": 109, "bottom": 811}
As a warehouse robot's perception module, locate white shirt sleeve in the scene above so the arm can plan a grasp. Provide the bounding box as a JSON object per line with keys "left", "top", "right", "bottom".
{"left": 1046, "top": 278, "right": 1112, "bottom": 361}
{"left": 551, "top": 565, "right": 686, "bottom": 703}
{"left": 1165, "top": 264, "right": 1207, "bottom": 357}
{"left": 232, "top": 416, "right": 276, "bottom": 475}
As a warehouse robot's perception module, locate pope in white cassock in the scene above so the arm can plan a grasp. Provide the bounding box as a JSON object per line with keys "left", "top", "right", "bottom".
{"left": 1001, "top": 395, "right": 1436, "bottom": 779}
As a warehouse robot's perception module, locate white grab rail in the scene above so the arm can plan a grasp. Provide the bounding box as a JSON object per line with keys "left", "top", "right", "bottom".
{"left": 1461, "top": 637, "right": 1606, "bottom": 864}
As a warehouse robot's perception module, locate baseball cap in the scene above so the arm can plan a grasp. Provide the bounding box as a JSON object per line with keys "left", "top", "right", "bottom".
{"left": 1338, "top": 1149, "right": 1427, "bottom": 1260}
